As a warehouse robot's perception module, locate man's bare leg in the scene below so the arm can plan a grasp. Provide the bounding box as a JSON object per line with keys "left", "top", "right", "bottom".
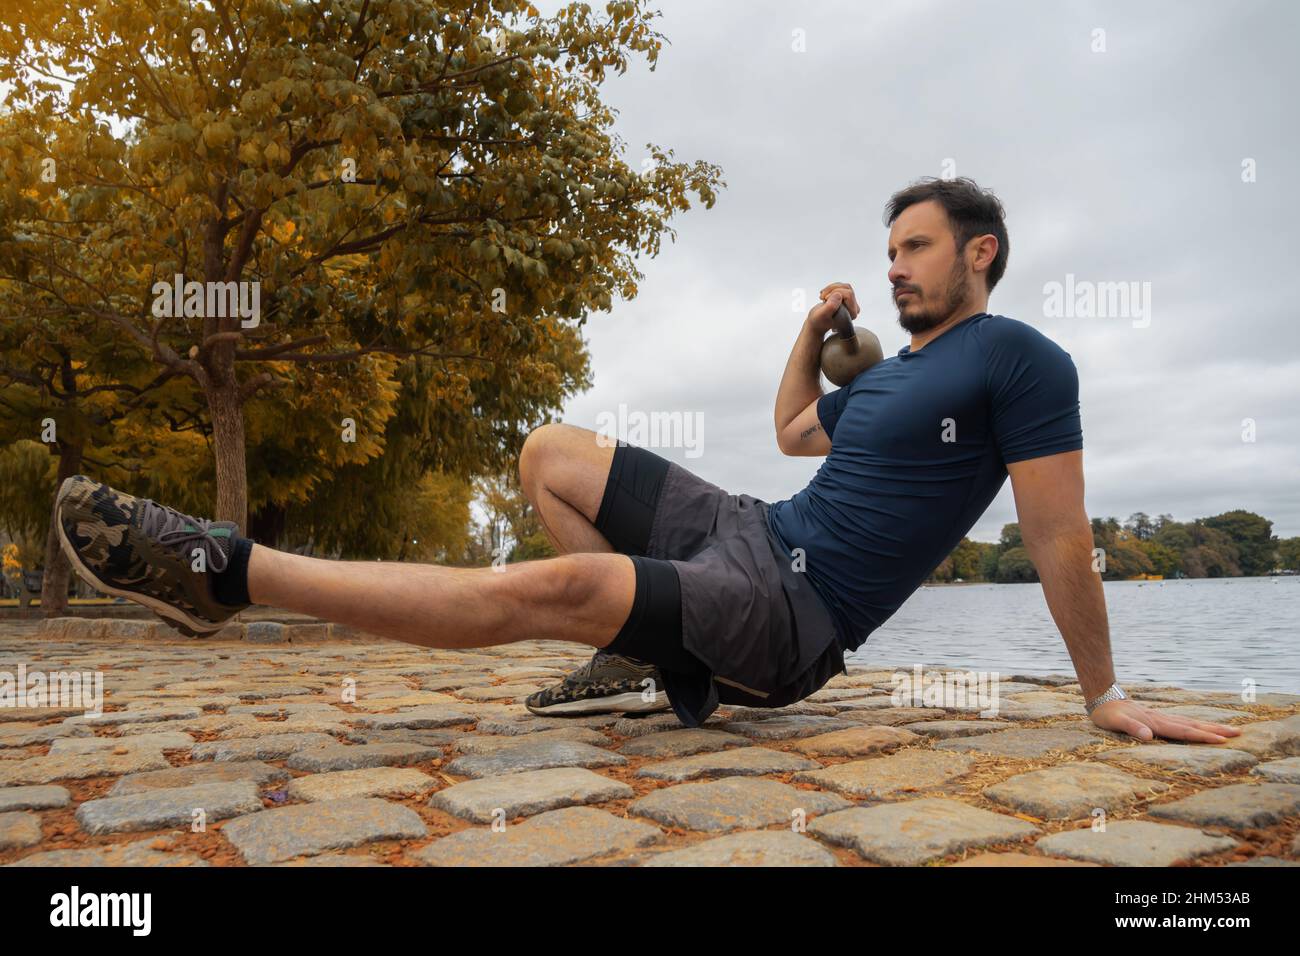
{"left": 247, "top": 546, "right": 635, "bottom": 653}
{"left": 238, "top": 423, "right": 634, "bottom": 655}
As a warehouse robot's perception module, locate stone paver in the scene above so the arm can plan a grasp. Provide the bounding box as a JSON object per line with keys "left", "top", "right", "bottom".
{"left": 900, "top": 720, "right": 1012, "bottom": 739}
{"left": 1146, "top": 783, "right": 1300, "bottom": 828}
{"left": 793, "top": 749, "right": 974, "bottom": 799}
{"left": 1219, "top": 716, "right": 1300, "bottom": 758}
{"left": 444, "top": 739, "right": 626, "bottom": 778}
{"left": 635, "top": 746, "right": 820, "bottom": 782}
{"left": 346, "top": 728, "right": 460, "bottom": 748}
{"left": 982, "top": 763, "right": 1168, "bottom": 820}
{"left": 429, "top": 767, "right": 634, "bottom": 823}
{"left": 981, "top": 699, "right": 1086, "bottom": 721}
{"left": 4, "top": 834, "right": 211, "bottom": 867}
{"left": 934, "top": 727, "right": 1099, "bottom": 759}
{"left": 49, "top": 731, "right": 195, "bottom": 754}
{"left": 788, "top": 725, "right": 919, "bottom": 757}
{"left": 214, "top": 718, "right": 350, "bottom": 739}
{"left": 0, "top": 811, "right": 43, "bottom": 850}
{"left": 285, "top": 741, "right": 442, "bottom": 772}
{"left": 0, "top": 785, "right": 71, "bottom": 811}
{"left": 630, "top": 778, "right": 850, "bottom": 832}
{"left": 1093, "top": 745, "right": 1258, "bottom": 775}
{"left": 1149, "top": 705, "right": 1254, "bottom": 722}
{"left": 452, "top": 727, "right": 609, "bottom": 753}
{"left": 191, "top": 732, "right": 337, "bottom": 763}
{"left": 834, "top": 707, "right": 947, "bottom": 725}
{"left": 720, "top": 702, "right": 839, "bottom": 721}
{"left": 721, "top": 715, "right": 850, "bottom": 740}
{"left": 412, "top": 806, "right": 662, "bottom": 866}
{"left": 0, "top": 750, "right": 170, "bottom": 786}
{"left": 3, "top": 625, "right": 1296, "bottom": 868}
{"left": 286, "top": 767, "right": 436, "bottom": 802}
{"left": 349, "top": 706, "right": 477, "bottom": 729}
{"left": 808, "top": 798, "right": 1039, "bottom": 865}
{"left": 220, "top": 797, "right": 428, "bottom": 865}
{"left": 475, "top": 714, "right": 619, "bottom": 735}
{"left": 0, "top": 724, "right": 90, "bottom": 747}
{"left": 612, "top": 713, "right": 728, "bottom": 737}
{"left": 1251, "top": 757, "right": 1300, "bottom": 783}
{"left": 64, "top": 705, "right": 202, "bottom": 726}
{"left": 108, "top": 760, "right": 290, "bottom": 796}
{"left": 75, "top": 781, "right": 264, "bottom": 835}
{"left": 642, "top": 830, "right": 837, "bottom": 867}
{"left": 1035, "top": 820, "right": 1239, "bottom": 866}
{"left": 617, "top": 728, "right": 748, "bottom": 758}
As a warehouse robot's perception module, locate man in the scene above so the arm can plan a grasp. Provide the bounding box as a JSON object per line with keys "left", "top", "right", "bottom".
{"left": 55, "top": 176, "right": 1238, "bottom": 745}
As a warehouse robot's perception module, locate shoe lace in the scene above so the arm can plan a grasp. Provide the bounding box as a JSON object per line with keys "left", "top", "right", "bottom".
{"left": 140, "top": 501, "right": 232, "bottom": 573}
{"left": 574, "top": 650, "right": 613, "bottom": 680}
{"left": 574, "top": 650, "right": 657, "bottom": 682}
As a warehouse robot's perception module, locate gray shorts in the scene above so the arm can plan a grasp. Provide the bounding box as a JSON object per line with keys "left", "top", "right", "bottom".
{"left": 602, "top": 445, "right": 847, "bottom": 725}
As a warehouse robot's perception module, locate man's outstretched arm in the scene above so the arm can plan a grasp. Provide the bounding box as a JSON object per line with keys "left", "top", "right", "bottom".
{"left": 1007, "top": 450, "right": 1241, "bottom": 743}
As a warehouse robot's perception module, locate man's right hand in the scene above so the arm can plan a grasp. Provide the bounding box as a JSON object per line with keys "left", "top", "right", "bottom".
{"left": 808, "top": 281, "right": 861, "bottom": 334}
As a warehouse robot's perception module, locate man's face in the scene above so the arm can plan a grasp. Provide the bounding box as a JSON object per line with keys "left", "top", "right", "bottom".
{"left": 887, "top": 200, "right": 973, "bottom": 335}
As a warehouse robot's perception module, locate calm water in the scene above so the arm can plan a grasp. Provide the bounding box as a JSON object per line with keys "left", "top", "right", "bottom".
{"left": 848, "top": 576, "right": 1300, "bottom": 695}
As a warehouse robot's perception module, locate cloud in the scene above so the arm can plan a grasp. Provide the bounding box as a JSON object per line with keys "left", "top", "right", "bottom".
{"left": 537, "top": 0, "right": 1300, "bottom": 538}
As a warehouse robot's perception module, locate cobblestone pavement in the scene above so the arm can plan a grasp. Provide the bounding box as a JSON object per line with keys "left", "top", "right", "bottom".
{"left": 2, "top": 616, "right": 1298, "bottom": 867}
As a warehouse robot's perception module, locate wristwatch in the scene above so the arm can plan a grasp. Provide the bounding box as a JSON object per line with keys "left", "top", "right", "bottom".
{"left": 1085, "top": 682, "right": 1128, "bottom": 715}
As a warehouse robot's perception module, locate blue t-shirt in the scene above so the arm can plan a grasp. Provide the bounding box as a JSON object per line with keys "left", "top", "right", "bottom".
{"left": 767, "top": 312, "right": 1084, "bottom": 653}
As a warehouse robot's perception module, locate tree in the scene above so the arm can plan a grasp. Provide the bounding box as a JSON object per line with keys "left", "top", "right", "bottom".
{"left": 999, "top": 522, "right": 1023, "bottom": 551}
{"left": 1200, "top": 510, "right": 1275, "bottom": 577}
{"left": 0, "top": 440, "right": 55, "bottom": 605}
{"left": 1090, "top": 517, "right": 1154, "bottom": 579}
{"left": 463, "top": 470, "right": 554, "bottom": 566}
{"left": 1125, "top": 511, "right": 1154, "bottom": 541}
{"left": 0, "top": 0, "right": 724, "bottom": 531}
{"left": 1154, "top": 521, "right": 1241, "bottom": 578}
{"left": 996, "top": 547, "right": 1038, "bottom": 583}
{"left": 978, "top": 542, "right": 1001, "bottom": 581}
{"left": 948, "top": 538, "right": 983, "bottom": 579}
{"left": 0, "top": 259, "right": 201, "bottom": 613}
{"left": 1138, "top": 539, "right": 1181, "bottom": 578}
{"left": 1276, "top": 537, "right": 1300, "bottom": 572}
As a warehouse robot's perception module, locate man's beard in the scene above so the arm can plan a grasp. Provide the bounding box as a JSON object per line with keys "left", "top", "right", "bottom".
{"left": 896, "top": 256, "right": 969, "bottom": 334}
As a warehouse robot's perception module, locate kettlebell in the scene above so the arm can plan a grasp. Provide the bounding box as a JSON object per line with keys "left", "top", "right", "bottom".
{"left": 819, "top": 302, "right": 884, "bottom": 386}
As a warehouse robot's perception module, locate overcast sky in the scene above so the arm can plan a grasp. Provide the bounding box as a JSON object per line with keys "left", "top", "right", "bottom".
{"left": 535, "top": 0, "right": 1300, "bottom": 541}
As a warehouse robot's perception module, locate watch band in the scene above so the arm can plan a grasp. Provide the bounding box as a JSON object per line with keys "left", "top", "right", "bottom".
{"left": 1086, "top": 682, "right": 1128, "bottom": 715}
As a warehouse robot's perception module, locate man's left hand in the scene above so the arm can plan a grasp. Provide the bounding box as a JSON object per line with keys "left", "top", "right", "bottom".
{"left": 1089, "top": 699, "right": 1242, "bottom": 743}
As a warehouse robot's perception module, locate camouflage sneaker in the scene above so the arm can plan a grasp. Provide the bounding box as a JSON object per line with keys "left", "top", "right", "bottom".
{"left": 55, "top": 475, "right": 249, "bottom": 637}
{"left": 524, "top": 650, "right": 671, "bottom": 716}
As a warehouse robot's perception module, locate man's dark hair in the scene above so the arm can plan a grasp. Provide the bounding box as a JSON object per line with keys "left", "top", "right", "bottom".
{"left": 883, "top": 177, "right": 1009, "bottom": 292}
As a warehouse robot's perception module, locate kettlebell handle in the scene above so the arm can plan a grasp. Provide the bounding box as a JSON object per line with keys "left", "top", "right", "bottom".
{"left": 830, "top": 303, "right": 859, "bottom": 353}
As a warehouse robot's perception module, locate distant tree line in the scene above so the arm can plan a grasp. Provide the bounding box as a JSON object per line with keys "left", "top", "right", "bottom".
{"left": 928, "top": 510, "right": 1299, "bottom": 584}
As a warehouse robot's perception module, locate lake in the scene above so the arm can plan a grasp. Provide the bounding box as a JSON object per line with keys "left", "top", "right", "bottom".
{"left": 848, "top": 576, "right": 1300, "bottom": 695}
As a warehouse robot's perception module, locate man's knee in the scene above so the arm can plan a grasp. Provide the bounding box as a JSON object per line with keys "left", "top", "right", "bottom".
{"left": 518, "top": 423, "right": 610, "bottom": 506}
{"left": 518, "top": 423, "right": 565, "bottom": 498}
{"left": 531, "top": 553, "right": 633, "bottom": 620}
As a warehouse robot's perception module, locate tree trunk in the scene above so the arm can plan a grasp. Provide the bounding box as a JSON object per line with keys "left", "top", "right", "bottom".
{"left": 40, "top": 440, "right": 84, "bottom": 617}
{"left": 207, "top": 376, "right": 249, "bottom": 532}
